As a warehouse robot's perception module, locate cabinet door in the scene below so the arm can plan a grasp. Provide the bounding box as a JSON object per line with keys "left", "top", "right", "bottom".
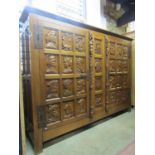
{"left": 89, "top": 31, "right": 106, "bottom": 119}
{"left": 105, "top": 35, "right": 131, "bottom": 111}
{"left": 38, "top": 18, "right": 90, "bottom": 135}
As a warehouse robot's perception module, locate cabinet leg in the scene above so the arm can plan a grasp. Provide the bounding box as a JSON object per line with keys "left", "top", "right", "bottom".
{"left": 33, "top": 127, "right": 43, "bottom": 154}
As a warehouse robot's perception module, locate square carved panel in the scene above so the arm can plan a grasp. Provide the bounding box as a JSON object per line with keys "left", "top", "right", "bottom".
{"left": 76, "top": 57, "right": 86, "bottom": 73}
{"left": 95, "top": 58, "right": 102, "bottom": 73}
{"left": 61, "top": 31, "right": 73, "bottom": 51}
{"left": 76, "top": 78, "right": 86, "bottom": 95}
{"left": 94, "top": 39, "right": 102, "bottom": 54}
{"left": 95, "top": 94, "right": 103, "bottom": 107}
{"left": 76, "top": 98, "right": 86, "bottom": 115}
{"left": 74, "top": 34, "right": 85, "bottom": 52}
{"left": 63, "top": 101, "right": 74, "bottom": 119}
{"left": 46, "top": 80, "right": 60, "bottom": 99}
{"left": 95, "top": 77, "right": 102, "bottom": 91}
{"left": 109, "top": 75, "right": 122, "bottom": 89}
{"left": 62, "top": 56, "right": 73, "bottom": 73}
{"left": 44, "top": 28, "right": 58, "bottom": 49}
{"left": 45, "top": 54, "right": 59, "bottom": 74}
{"left": 46, "top": 103, "right": 60, "bottom": 123}
{"left": 62, "top": 79, "right": 74, "bottom": 97}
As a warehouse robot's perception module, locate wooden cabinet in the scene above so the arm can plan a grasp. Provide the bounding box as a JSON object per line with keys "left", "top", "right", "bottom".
{"left": 20, "top": 7, "right": 132, "bottom": 154}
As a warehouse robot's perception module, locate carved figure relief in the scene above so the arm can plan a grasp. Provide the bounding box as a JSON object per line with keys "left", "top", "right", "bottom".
{"left": 46, "top": 104, "right": 60, "bottom": 123}
{"left": 95, "top": 95, "right": 102, "bottom": 106}
{"left": 116, "top": 75, "right": 122, "bottom": 88}
{"left": 46, "top": 80, "right": 59, "bottom": 99}
{"left": 45, "top": 29, "right": 58, "bottom": 49}
{"left": 122, "top": 75, "right": 128, "bottom": 87}
{"left": 109, "top": 41, "right": 115, "bottom": 57}
{"left": 95, "top": 58, "right": 102, "bottom": 72}
{"left": 63, "top": 79, "right": 74, "bottom": 97}
{"left": 109, "top": 60, "right": 116, "bottom": 72}
{"left": 76, "top": 57, "right": 85, "bottom": 73}
{"left": 117, "top": 44, "right": 123, "bottom": 58}
{"left": 63, "top": 101, "right": 74, "bottom": 119}
{"left": 116, "top": 90, "right": 122, "bottom": 104}
{"left": 95, "top": 77, "right": 102, "bottom": 90}
{"left": 109, "top": 76, "right": 116, "bottom": 89}
{"left": 62, "top": 56, "right": 73, "bottom": 73}
{"left": 109, "top": 91, "right": 116, "bottom": 104}
{"left": 46, "top": 54, "right": 59, "bottom": 74}
{"left": 94, "top": 39, "right": 102, "bottom": 54}
{"left": 121, "top": 90, "right": 128, "bottom": 103}
{"left": 61, "top": 31, "right": 73, "bottom": 51}
{"left": 77, "top": 79, "right": 86, "bottom": 94}
{"left": 77, "top": 98, "right": 86, "bottom": 114}
{"left": 75, "top": 35, "right": 85, "bottom": 52}
{"left": 122, "top": 46, "right": 128, "bottom": 59}
{"left": 122, "top": 60, "right": 128, "bottom": 72}
{"left": 116, "top": 60, "right": 122, "bottom": 72}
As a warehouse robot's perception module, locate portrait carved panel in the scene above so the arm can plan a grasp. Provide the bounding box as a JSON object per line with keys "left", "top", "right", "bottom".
{"left": 62, "top": 79, "right": 74, "bottom": 97}
{"left": 117, "top": 44, "right": 123, "bottom": 58}
{"left": 116, "top": 90, "right": 122, "bottom": 104}
{"left": 62, "top": 56, "right": 73, "bottom": 73}
{"left": 46, "top": 104, "right": 60, "bottom": 123}
{"left": 74, "top": 34, "right": 85, "bottom": 52}
{"left": 76, "top": 79, "right": 86, "bottom": 95}
{"left": 109, "top": 91, "right": 116, "bottom": 104}
{"left": 94, "top": 39, "right": 102, "bottom": 54}
{"left": 95, "top": 77, "right": 102, "bottom": 91}
{"left": 76, "top": 57, "right": 85, "bottom": 73}
{"left": 76, "top": 98, "right": 86, "bottom": 115}
{"left": 63, "top": 101, "right": 74, "bottom": 119}
{"left": 116, "top": 60, "right": 122, "bottom": 72}
{"left": 108, "top": 41, "right": 115, "bottom": 58}
{"left": 122, "top": 46, "right": 128, "bottom": 59}
{"left": 46, "top": 80, "right": 59, "bottom": 99}
{"left": 95, "top": 94, "right": 103, "bottom": 107}
{"left": 109, "top": 60, "right": 116, "bottom": 72}
{"left": 45, "top": 28, "right": 58, "bottom": 49}
{"left": 121, "top": 90, "right": 129, "bottom": 103}
{"left": 121, "top": 75, "right": 128, "bottom": 88}
{"left": 122, "top": 60, "right": 128, "bottom": 72}
{"left": 95, "top": 58, "right": 102, "bottom": 73}
{"left": 46, "top": 54, "right": 59, "bottom": 74}
{"left": 61, "top": 31, "right": 73, "bottom": 51}
{"left": 109, "top": 76, "right": 116, "bottom": 89}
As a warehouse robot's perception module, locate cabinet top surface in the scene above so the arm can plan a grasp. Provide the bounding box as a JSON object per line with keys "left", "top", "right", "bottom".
{"left": 20, "top": 6, "right": 132, "bottom": 41}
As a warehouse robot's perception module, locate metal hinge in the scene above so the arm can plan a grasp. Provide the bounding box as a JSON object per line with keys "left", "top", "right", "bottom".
{"left": 37, "top": 105, "right": 46, "bottom": 128}
{"left": 34, "top": 24, "right": 43, "bottom": 49}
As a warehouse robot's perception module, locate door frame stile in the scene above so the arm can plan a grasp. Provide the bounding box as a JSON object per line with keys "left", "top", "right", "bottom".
{"left": 29, "top": 14, "right": 43, "bottom": 154}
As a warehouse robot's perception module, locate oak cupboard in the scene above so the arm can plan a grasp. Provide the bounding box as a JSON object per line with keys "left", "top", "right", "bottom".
{"left": 20, "top": 7, "right": 132, "bottom": 154}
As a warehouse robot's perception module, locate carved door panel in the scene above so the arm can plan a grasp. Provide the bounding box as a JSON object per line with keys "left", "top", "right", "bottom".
{"left": 89, "top": 31, "right": 106, "bottom": 118}
{"left": 105, "top": 35, "right": 131, "bottom": 109}
{"left": 38, "top": 20, "right": 89, "bottom": 131}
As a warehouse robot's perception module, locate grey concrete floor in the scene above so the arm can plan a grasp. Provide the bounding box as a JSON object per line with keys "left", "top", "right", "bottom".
{"left": 27, "top": 109, "right": 135, "bottom": 155}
